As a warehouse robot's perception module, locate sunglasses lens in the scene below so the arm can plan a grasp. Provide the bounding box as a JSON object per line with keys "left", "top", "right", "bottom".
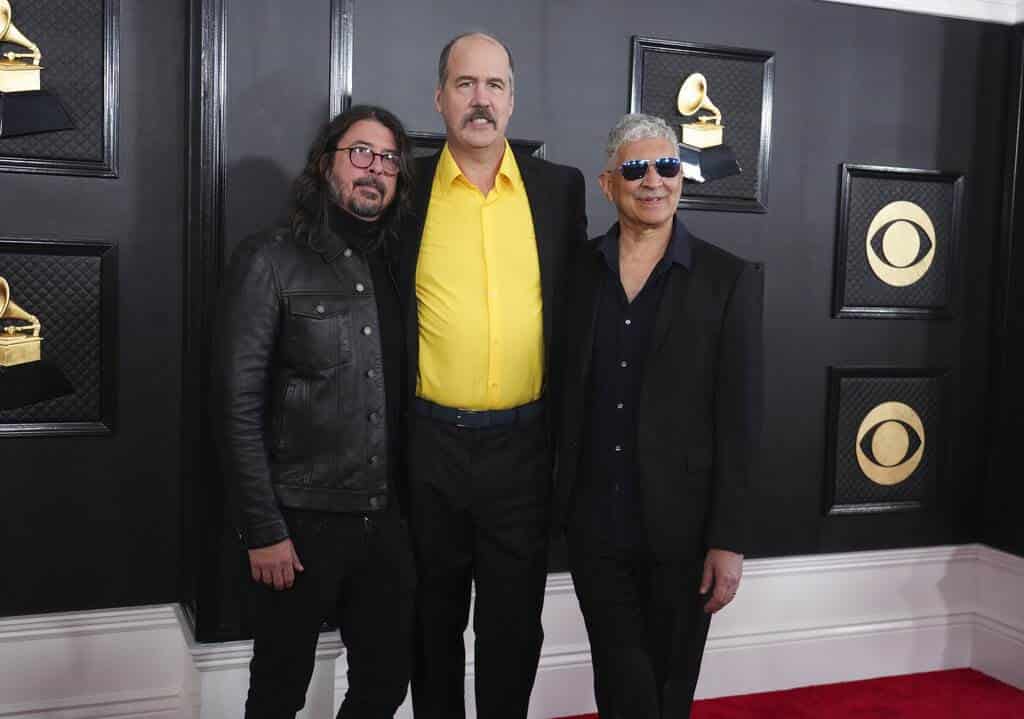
{"left": 655, "top": 158, "right": 681, "bottom": 178}
{"left": 619, "top": 160, "right": 648, "bottom": 181}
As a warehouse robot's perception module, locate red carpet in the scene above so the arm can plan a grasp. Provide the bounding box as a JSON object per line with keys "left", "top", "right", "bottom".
{"left": 556, "top": 669, "right": 1024, "bottom": 718}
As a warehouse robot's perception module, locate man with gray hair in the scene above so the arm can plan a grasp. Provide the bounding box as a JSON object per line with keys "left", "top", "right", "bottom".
{"left": 554, "top": 113, "right": 763, "bottom": 717}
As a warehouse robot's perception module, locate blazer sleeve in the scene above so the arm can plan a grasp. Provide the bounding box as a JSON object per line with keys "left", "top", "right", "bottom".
{"left": 706, "top": 260, "right": 764, "bottom": 554}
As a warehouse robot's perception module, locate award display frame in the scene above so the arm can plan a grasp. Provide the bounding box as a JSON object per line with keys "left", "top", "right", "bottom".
{"left": 0, "top": 237, "right": 117, "bottom": 436}
{"left": 833, "top": 164, "right": 964, "bottom": 320}
{"left": 823, "top": 366, "right": 949, "bottom": 516}
{"left": 0, "top": 0, "right": 119, "bottom": 177}
{"left": 629, "top": 36, "right": 774, "bottom": 213}
{"left": 408, "top": 130, "right": 546, "bottom": 159}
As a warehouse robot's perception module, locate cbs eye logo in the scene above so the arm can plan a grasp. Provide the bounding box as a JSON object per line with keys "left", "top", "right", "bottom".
{"left": 865, "top": 201, "right": 936, "bottom": 287}
{"left": 855, "top": 401, "right": 925, "bottom": 486}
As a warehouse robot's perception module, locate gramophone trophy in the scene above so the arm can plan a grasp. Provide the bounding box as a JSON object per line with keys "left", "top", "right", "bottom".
{"left": 675, "top": 72, "right": 740, "bottom": 183}
{"left": 0, "top": 0, "right": 73, "bottom": 137}
{"left": 0, "top": 276, "right": 42, "bottom": 366}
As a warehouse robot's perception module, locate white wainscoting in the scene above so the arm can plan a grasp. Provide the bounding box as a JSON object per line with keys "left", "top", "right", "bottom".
{"left": 1, "top": 544, "right": 1021, "bottom": 719}
{"left": 816, "top": 0, "right": 1024, "bottom": 24}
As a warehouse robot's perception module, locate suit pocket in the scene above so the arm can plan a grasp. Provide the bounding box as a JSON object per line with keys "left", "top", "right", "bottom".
{"left": 282, "top": 293, "right": 352, "bottom": 371}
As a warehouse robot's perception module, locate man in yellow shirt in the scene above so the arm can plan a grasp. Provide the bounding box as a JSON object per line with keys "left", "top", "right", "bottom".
{"left": 397, "top": 31, "right": 587, "bottom": 719}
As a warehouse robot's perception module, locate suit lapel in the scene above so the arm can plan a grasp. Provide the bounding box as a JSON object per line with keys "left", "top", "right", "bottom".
{"left": 518, "top": 153, "right": 558, "bottom": 353}
{"left": 649, "top": 264, "right": 691, "bottom": 357}
{"left": 398, "top": 153, "right": 440, "bottom": 309}
{"left": 574, "top": 249, "right": 604, "bottom": 380}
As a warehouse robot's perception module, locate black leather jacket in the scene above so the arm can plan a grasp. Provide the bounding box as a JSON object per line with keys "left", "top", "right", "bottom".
{"left": 213, "top": 223, "right": 391, "bottom": 548}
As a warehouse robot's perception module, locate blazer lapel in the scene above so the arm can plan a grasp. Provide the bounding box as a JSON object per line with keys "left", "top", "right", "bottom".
{"left": 398, "top": 152, "right": 440, "bottom": 309}
{"left": 518, "top": 153, "right": 558, "bottom": 352}
{"left": 649, "top": 264, "right": 691, "bottom": 357}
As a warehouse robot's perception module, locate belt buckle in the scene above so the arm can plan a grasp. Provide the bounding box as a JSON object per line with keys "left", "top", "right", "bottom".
{"left": 453, "top": 408, "right": 483, "bottom": 429}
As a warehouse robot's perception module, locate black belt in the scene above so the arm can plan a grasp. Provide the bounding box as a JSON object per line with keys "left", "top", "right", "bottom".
{"left": 413, "top": 397, "right": 544, "bottom": 429}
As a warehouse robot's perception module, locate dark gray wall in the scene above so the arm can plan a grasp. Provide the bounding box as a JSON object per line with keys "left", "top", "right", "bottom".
{"left": 0, "top": 1, "right": 186, "bottom": 616}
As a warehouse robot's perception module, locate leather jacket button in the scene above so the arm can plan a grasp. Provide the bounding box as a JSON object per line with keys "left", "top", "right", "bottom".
{"left": 366, "top": 368, "right": 377, "bottom": 379}
{"left": 343, "top": 248, "right": 353, "bottom": 258}
{"left": 315, "top": 304, "right": 325, "bottom": 314}
{"left": 368, "top": 455, "right": 379, "bottom": 465}
{"left": 362, "top": 326, "right": 372, "bottom": 336}
{"left": 355, "top": 282, "right": 365, "bottom": 293}
{"left": 368, "top": 411, "right": 380, "bottom": 423}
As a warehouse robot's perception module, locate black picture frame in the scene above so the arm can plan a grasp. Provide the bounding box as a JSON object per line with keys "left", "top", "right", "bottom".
{"left": 629, "top": 36, "right": 774, "bottom": 213}
{"left": 408, "top": 131, "right": 546, "bottom": 159}
{"left": 833, "top": 164, "right": 964, "bottom": 319}
{"left": 823, "top": 366, "right": 948, "bottom": 516}
{"left": 0, "top": 237, "right": 116, "bottom": 435}
{"left": 0, "top": 0, "right": 120, "bottom": 177}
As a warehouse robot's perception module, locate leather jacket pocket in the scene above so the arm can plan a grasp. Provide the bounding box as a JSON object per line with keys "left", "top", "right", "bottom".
{"left": 271, "top": 377, "right": 306, "bottom": 457}
{"left": 282, "top": 293, "right": 352, "bottom": 372}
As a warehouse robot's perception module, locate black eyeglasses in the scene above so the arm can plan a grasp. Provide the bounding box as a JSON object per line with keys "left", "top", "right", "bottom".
{"left": 331, "top": 145, "right": 401, "bottom": 175}
{"left": 614, "top": 157, "right": 681, "bottom": 181}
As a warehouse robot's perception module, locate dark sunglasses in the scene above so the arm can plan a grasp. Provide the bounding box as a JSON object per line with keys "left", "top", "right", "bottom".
{"left": 614, "top": 156, "right": 681, "bottom": 181}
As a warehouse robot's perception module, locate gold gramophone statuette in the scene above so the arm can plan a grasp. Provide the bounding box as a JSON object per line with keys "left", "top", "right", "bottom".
{"left": 0, "top": 276, "right": 42, "bottom": 367}
{"left": 677, "top": 73, "right": 724, "bottom": 149}
{"left": 0, "top": 0, "right": 43, "bottom": 93}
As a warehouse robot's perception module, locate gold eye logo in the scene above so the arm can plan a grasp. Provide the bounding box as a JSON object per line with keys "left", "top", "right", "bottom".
{"left": 865, "top": 201, "right": 936, "bottom": 287}
{"left": 855, "top": 401, "right": 925, "bottom": 485}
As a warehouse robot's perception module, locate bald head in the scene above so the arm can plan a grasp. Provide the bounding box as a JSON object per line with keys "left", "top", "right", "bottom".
{"left": 438, "top": 32, "right": 515, "bottom": 90}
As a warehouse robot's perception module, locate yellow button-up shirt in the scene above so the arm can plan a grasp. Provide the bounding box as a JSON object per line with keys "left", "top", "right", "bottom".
{"left": 416, "top": 142, "right": 543, "bottom": 410}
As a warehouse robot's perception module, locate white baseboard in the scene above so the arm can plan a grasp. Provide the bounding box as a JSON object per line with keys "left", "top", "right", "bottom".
{"left": 0, "top": 544, "right": 1021, "bottom": 719}
{"left": 816, "top": 0, "right": 1023, "bottom": 24}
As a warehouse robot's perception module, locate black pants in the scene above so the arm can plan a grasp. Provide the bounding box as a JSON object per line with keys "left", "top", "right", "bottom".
{"left": 568, "top": 540, "right": 711, "bottom": 719}
{"left": 245, "top": 508, "right": 415, "bottom": 719}
{"left": 408, "top": 413, "right": 552, "bottom": 719}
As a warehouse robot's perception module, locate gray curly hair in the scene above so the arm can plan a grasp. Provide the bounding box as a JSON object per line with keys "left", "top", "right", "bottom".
{"left": 604, "top": 113, "right": 678, "bottom": 169}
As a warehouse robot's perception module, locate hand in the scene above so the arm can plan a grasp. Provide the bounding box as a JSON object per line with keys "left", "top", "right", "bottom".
{"left": 248, "top": 538, "right": 304, "bottom": 591}
{"left": 700, "top": 548, "right": 743, "bottom": 614}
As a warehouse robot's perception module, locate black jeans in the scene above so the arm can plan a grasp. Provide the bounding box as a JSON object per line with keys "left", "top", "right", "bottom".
{"left": 245, "top": 508, "right": 415, "bottom": 719}
{"left": 568, "top": 539, "right": 711, "bottom": 719}
{"left": 408, "top": 412, "right": 552, "bottom": 719}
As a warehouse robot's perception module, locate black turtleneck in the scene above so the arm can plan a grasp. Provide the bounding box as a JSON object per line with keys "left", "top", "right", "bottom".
{"left": 328, "top": 206, "right": 405, "bottom": 512}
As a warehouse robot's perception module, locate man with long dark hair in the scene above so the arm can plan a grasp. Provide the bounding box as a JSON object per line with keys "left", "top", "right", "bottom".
{"left": 397, "top": 32, "right": 587, "bottom": 719}
{"left": 214, "top": 105, "right": 415, "bottom": 718}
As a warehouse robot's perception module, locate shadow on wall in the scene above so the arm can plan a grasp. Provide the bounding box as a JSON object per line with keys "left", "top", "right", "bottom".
{"left": 224, "top": 156, "right": 293, "bottom": 262}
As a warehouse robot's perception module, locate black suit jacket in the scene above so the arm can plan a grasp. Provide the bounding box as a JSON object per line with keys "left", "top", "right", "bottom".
{"left": 396, "top": 149, "right": 588, "bottom": 433}
{"left": 555, "top": 220, "right": 764, "bottom": 559}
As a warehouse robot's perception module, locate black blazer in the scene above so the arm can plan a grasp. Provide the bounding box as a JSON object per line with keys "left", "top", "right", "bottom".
{"left": 555, "top": 222, "right": 764, "bottom": 559}
{"left": 396, "top": 149, "right": 588, "bottom": 429}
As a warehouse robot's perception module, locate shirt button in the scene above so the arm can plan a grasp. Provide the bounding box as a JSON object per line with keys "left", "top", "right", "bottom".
{"left": 355, "top": 282, "right": 365, "bottom": 293}
{"left": 343, "top": 248, "right": 353, "bottom": 258}
{"left": 625, "top": 319, "right": 632, "bottom": 326}
{"left": 362, "top": 326, "right": 373, "bottom": 336}
{"left": 366, "top": 369, "right": 377, "bottom": 378}
{"left": 620, "top": 360, "right": 628, "bottom": 368}
{"left": 616, "top": 402, "right": 624, "bottom": 410}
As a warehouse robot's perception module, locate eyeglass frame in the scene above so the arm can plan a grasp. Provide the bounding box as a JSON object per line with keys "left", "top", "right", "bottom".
{"left": 328, "top": 144, "right": 402, "bottom": 175}
{"left": 610, "top": 156, "right": 682, "bottom": 182}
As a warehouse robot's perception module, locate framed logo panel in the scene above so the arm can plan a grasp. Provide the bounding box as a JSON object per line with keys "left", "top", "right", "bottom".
{"left": 824, "top": 367, "right": 948, "bottom": 515}
{"left": 629, "top": 36, "right": 774, "bottom": 213}
{"left": 0, "top": 237, "right": 116, "bottom": 435}
{"left": 833, "top": 164, "right": 963, "bottom": 319}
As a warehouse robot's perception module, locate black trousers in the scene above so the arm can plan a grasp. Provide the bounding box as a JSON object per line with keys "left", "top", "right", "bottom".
{"left": 408, "top": 412, "right": 552, "bottom": 719}
{"left": 245, "top": 508, "right": 415, "bottom": 719}
{"left": 568, "top": 538, "right": 711, "bottom": 719}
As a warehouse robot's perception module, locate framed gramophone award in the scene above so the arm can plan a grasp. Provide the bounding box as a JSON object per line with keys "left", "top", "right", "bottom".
{"left": 0, "top": 237, "right": 116, "bottom": 435}
{"left": 0, "top": 0, "right": 119, "bottom": 177}
{"left": 629, "top": 36, "right": 774, "bottom": 213}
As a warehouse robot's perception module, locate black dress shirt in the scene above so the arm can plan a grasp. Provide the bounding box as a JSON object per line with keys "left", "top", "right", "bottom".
{"left": 574, "top": 218, "right": 693, "bottom": 552}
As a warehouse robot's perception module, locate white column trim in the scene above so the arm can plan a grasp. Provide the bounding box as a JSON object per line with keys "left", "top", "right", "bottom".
{"left": 817, "top": 0, "right": 1023, "bottom": 24}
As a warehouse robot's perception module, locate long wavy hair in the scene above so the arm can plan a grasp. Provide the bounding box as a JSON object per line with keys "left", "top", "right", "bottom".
{"left": 289, "top": 105, "right": 414, "bottom": 253}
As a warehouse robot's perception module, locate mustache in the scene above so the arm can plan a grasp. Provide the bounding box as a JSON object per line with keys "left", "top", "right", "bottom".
{"left": 462, "top": 106, "right": 496, "bottom": 127}
{"left": 353, "top": 176, "right": 386, "bottom": 195}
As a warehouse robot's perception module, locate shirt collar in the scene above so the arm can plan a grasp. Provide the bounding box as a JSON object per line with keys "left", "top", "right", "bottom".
{"left": 595, "top": 215, "right": 693, "bottom": 274}
{"left": 436, "top": 140, "right": 520, "bottom": 194}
